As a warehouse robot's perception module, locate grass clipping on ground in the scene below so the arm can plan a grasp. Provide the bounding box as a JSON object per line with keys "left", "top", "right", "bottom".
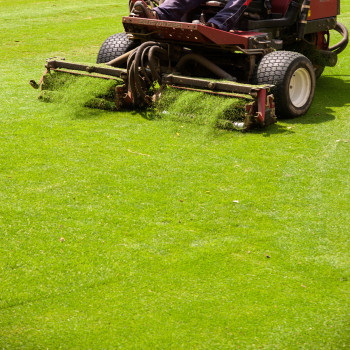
{"left": 154, "top": 87, "right": 249, "bottom": 130}
{"left": 39, "top": 71, "right": 123, "bottom": 114}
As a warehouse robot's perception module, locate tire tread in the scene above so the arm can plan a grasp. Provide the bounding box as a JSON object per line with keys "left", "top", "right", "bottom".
{"left": 96, "top": 32, "right": 138, "bottom": 64}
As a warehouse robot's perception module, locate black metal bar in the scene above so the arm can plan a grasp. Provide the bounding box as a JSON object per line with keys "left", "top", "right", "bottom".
{"left": 304, "top": 17, "right": 337, "bottom": 35}
{"left": 48, "top": 69, "right": 123, "bottom": 80}
{"left": 46, "top": 60, "right": 127, "bottom": 79}
{"left": 297, "top": 0, "right": 311, "bottom": 39}
{"left": 162, "top": 74, "right": 272, "bottom": 95}
{"left": 169, "top": 85, "right": 253, "bottom": 100}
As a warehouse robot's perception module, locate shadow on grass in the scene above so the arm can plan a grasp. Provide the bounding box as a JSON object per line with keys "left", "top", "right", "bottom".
{"left": 132, "top": 108, "right": 156, "bottom": 120}
{"left": 70, "top": 109, "right": 114, "bottom": 119}
{"left": 289, "top": 75, "right": 349, "bottom": 124}
{"left": 256, "top": 75, "right": 350, "bottom": 136}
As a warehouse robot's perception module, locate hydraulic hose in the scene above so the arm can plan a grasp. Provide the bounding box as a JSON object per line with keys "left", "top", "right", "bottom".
{"left": 130, "top": 41, "right": 158, "bottom": 103}
{"left": 148, "top": 45, "right": 168, "bottom": 84}
{"left": 329, "top": 22, "right": 349, "bottom": 55}
{"left": 140, "top": 46, "right": 153, "bottom": 84}
{"left": 127, "top": 41, "right": 169, "bottom": 105}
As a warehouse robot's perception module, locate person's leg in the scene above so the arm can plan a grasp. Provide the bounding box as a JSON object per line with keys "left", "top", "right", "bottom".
{"left": 207, "top": 0, "right": 252, "bottom": 31}
{"left": 154, "top": 0, "right": 205, "bottom": 21}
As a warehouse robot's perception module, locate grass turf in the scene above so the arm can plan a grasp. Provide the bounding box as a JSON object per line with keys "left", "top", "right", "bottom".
{"left": 154, "top": 88, "right": 248, "bottom": 130}
{"left": 0, "top": 1, "right": 349, "bottom": 349}
{"left": 39, "top": 71, "right": 122, "bottom": 112}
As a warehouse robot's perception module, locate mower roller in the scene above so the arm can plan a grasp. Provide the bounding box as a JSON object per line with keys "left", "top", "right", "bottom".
{"left": 31, "top": 0, "right": 348, "bottom": 131}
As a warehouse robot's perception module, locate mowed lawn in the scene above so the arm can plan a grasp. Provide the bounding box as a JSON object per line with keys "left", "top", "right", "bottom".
{"left": 0, "top": 1, "right": 349, "bottom": 349}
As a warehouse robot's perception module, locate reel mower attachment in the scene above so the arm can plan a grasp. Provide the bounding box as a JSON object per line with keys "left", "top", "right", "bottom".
{"left": 31, "top": 55, "right": 276, "bottom": 131}
{"left": 30, "top": 59, "right": 128, "bottom": 110}
{"left": 158, "top": 75, "right": 276, "bottom": 131}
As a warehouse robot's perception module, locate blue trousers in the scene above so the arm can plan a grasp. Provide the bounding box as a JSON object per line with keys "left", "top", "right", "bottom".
{"left": 154, "top": 0, "right": 250, "bottom": 31}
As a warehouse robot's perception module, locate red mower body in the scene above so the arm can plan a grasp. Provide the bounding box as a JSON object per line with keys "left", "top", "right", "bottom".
{"left": 122, "top": 17, "right": 265, "bottom": 49}
{"left": 308, "top": 0, "right": 339, "bottom": 20}
{"left": 270, "top": 0, "right": 293, "bottom": 15}
{"left": 271, "top": 0, "right": 339, "bottom": 20}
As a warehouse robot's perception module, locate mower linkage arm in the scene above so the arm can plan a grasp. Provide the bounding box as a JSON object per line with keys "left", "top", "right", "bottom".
{"left": 45, "top": 60, "right": 127, "bottom": 80}
{"left": 162, "top": 74, "right": 273, "bottom": 96}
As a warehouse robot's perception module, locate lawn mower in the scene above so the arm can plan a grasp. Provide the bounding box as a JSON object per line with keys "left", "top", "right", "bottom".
{"left": 31, "top": 0, "right": 348, "bottom": 131}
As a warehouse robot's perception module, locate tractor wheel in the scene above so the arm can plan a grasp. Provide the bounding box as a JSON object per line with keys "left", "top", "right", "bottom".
{"left": 254, "top": 51, "right": 316, "bottom": 118}
{"left": 96, "top": 32, "right": 139, "bottom": 65}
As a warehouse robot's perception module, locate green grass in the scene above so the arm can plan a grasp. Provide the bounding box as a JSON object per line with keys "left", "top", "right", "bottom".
{"left": 155, "top": 88, "right": 248, "bottom": 129}
{"left": 39, "top": 71, "right": 122, "bottom": 111}
{"left": 0, "top": 1, "right": 349, "bottom": 349}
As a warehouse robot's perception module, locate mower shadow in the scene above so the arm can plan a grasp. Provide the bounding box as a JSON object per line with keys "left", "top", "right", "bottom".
{"left": 257, "top": 75, "right": 350, "bottom": 136}
{"left": 134, "top": 109, "right": 157, "bottom": 120}
{"left": 72, "top": 109, "right": 114, "bottom": 119}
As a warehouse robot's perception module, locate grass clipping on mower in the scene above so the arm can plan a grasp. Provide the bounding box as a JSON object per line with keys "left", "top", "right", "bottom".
{"left": 38, "top": 72, "right": 249, "bottom": 129}
{"left": 154, "top": 87, "right": 249, "bottom": 130}
{"left": 39, "top": 71, "right": 123, "bottom": 113}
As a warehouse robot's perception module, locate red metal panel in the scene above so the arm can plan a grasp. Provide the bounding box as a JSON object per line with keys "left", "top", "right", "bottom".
{"left": 196, "top": 25, "right": 262, "bottom": 46}
{"left": 270, "top": 0, "right": 291, "bottom": 15}
{"left": 308, "top": 0, "right": 338, "bottom": 20}
{"left": 123, "top": 17, "right": 263, "bottom": 48}
{"left": 270, "top": 0, "right": 338, "bottom": 20}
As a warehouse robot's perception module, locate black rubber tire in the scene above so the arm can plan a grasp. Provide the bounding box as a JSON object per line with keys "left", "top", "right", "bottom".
{"left": 254, "top": 51, "right": 316, "bottom": 119}
{"left": 96, "top": 32, "right": 139, "bottom": 65}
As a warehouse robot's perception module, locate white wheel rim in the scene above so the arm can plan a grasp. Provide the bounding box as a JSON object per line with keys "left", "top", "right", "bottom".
{"left": 289, "top": 68, "right": 312, "bottom": 108}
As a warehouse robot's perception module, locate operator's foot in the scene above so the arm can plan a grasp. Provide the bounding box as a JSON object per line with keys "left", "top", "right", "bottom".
{"left": 132, "top": 1, "right": 158, "bottom": 19}
{"left": 206, "top": 22, "right": 219, "bottom": 29}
